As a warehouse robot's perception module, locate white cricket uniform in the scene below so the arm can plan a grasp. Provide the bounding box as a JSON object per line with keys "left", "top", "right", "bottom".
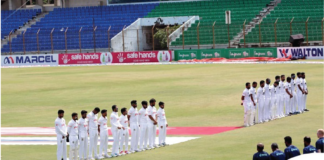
{"left": 242, "top": 88, "right": 252, "bottom": 126}
{"left": 303, "top": 78, "right": 308, "bottom": 109}
{"left": 291, "top": 79, "right": 298, "bottom": 113}
{"left": 128, "top": 107, "right": 139, "bottom": 151}
{"left": 296, "top": 78, "right": 303, "bottom": 112}
{"left": 98, "top": 116, "right": 108, "bottom": 156}
{"left": 87, "top": 112, "right": 99, "bottom": 159}
{"left": 263, "top": 83, "right": 271, "bottom": 121}
{"left": 278, "top": 81, "right": 286, "bottom": 117}
{"left": 284, "top": 82, "right": 292, "bottom": 115}
{"left": 157, "top": 107, "right": 168, "bottom": 145}
{"left": 269, "top": 85, "right": 277, "bottom": 119}
{"left": 67, "top": 119, "right": 79, "bottom": 160}
{"left": 301, "top": 78, "right": 306, "bottom": 111}
{"left": 138, "top": 107, "right": 149, "bottom": 150}
{"left": 249, "top": 87, "right": 257, "bottom": 126}
{"left": 110, "top": 112, "right": 122, "bottom": 154}
{"left": 257, "top": 87, "right": 265, "bottom": 123}
{"left": 147, "top": 105, "right": 157, "bottom": 148}
{"left": 119, "top": 114, "right": 129, "bottom": 152}
{"left": 78, "top": 117, "right": 88, "bottom": 159}
{"left": 55, "top": 117, "right": 67, "bottom": 160}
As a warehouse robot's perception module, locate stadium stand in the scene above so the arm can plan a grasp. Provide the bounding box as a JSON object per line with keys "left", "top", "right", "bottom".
{"left": 243, "top": 0, "right": 324, "bottom": 44}
{"left": 1, "top": 4, "right": 157, "bottom": 53}
{"left": 1, "top": 9, "right": 41, "bottom": 40}
{"left": 145, "top": 0, "right": 271, "bottom": 46}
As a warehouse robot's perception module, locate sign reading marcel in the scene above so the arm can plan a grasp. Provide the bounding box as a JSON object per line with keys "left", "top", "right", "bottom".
{"left": 1, "top": 54, "right": 58, "bottom": 66}
{"left": 277, "top": 46, "right": 323, "bottom": 59}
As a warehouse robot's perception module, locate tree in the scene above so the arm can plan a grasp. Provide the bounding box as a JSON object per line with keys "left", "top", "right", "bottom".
{"left": 154, "top": 25, "right": 180, "bottom": 49}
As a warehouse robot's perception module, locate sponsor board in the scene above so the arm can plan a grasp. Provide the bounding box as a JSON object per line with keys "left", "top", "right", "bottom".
{"left": 1, "top": 54, "right": 58, "bottom": 66}
{"left": 253, "top": 48, "right": 276, "bottom": 57}
{"left": 277, "top": 46, "right": 324, "bottom": 59}
{"left": 228, "top": 49, "right": 251, "bottom": 59}
{"left": 175, "top": 50, "right": 198, "bottom": 60}
{"left": 58, "top": 53, "right": 110, "bottom": 65}
{"left": 111, "top": 51, "right": 171, "bottom": 63}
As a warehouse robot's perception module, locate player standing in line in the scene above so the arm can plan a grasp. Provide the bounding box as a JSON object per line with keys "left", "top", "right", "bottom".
{"left": 284, "top": 77, "right": 293, "bottom": 116}
{"left": 55, "top": 110, "right": 68, "bottom": 160}
{"left": 269, "top": 81, "right": 278, "bottom": 120}
{"left": 147, "top": 98, "right": 158, "bottom": 148}
{"left": 275, "top": 76, "right": 281, "bottom": 118}
{"left": 269, "top": 143, "right": 285, "bottom": 160}
{"left": 78, "top": 110, "right": 88, "bottom": 160}
{"left": 290, "top": 74, "right": 298, "bottom": 114}
{"left": 87, "top": 107, "right": 100, "bottom": 160}
{"left": 264, "top": 78, "right": 271, "bottom": 122}
{"left": 139, "top": 101, "right": 149, "bottom": 150}
{"left": 157, "top": 101, "right": 168, "bottom": 146}
{"left": 241, "top": 82, "right": 252, "bottom": 127}
{"left": 67, "top": 113, "right": 79, "bottom": 160}
{"left": 110, "top": 105, "right": 123, "bottom": 157}
{"left": 301, "top": 72, "right": 309, "bottom": 111}
{"left": 257, "top": 80, "right": 265, "bottom": 123}
{"left": 278, "top": 75, "right": 286, "bottom": 118}
{"left": 98, "top": 109, "right": 109, "bottom": 159}
{"left": 300, "top": 72, "right": 306, "bottom": 112}
{"left": 303, "top": 136, "right": 316, "bottom": 154}
{"left": 249, "top": 82, "right": 257, "bottom": 126}
{"left": 296, "top": 72, "right": 304, "bottom": 113}
{"left": 128, "top": 100, "right": 140, "bottom": 152}
{"left": 119, "top": 108, "right": 130, "bottom": 155}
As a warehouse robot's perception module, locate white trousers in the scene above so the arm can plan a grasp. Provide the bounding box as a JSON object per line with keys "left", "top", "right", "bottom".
{"left": 297, "top": 92, "right": 303, "bottom": 112}
{"left": 119, "top": 128, "right": 129, "bottom": 151}
{"left": 243, "top": 103, "right": 251, "bottom": 126}
{"left": 258, "top": 99, "right": 265, "bottom": 123}
{"left": 285, "top": 95, "right": 291, "bottom": 115}
{"left": 99, "top": 130, "right": 108, "bottom": 156}
{"left": 69, "top": 135, "right": 79, "bottom": 160}
{"left": 270, "top": 96, "right": 277, "bottom": 119}
{"left": 158, "top": 123, "right": 167, "bottom": 145}
{"left": 111, "top": 128, "right": 121, "bottom": 154}
{"left": 130, "top": 124, "right": 139, "bottom": 151}
{"left": 291, "top": 92, "right": 298, "bottom": 113}
{"left": 148, "top": 124, "right": 156, "bottom": 148}
{"left": 249, "top": 103, "right": 256, "bottom": 125}
{"left": 304, "top": 94, "right": 307, "bottom": 109}
{"left": 79, "top": 135, "right": 88, "bottom": 159}
{"left": 139, "top": 123, "right": 149, "bottom": 150}
{"left": 279, "top": 95, "right": 286, "bottom": 116}
{"left": 89, "top": 130, "right": 98, "bottom": 158}
{"left": 57, "top": 135, "right": 67, "bottom": 160}
{"left": 264, "top": 97, "right": 271, "bottom": 120}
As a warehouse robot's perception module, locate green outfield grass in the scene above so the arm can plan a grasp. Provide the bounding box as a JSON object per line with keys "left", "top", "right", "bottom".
{"left": 1, "top": 63, "right": 323, "bottom": 160}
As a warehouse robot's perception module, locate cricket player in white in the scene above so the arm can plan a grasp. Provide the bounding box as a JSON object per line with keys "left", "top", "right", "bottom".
{"left": 264, "top": 79, "right": 271, "bottom": 122}
{"left": 128, "top": 100, "right": 140, "bottom": 152}
{"left": 296, "top": 72, "right": 304, "bottom": 113}
{"left": 67, "top": 113, "right": 79, "bottom": 160}
{"left": 302, "top": 73, "right": 309, "bottom": 111}
{"left": 257, "top": 81, "right": 265, "bottom": 123}
{"left": 290, "top": 74, "right": 298, "bottom": 114}
{"left": 119, "top": 108, "right": 130, "bottom": 155}
{"left": 139, "top": 101, "right": 149, "bottom": 150}
{"left": 147, "top": 98, "right": 158, "bottom": 148}
{"left": 270, "top": 81, "right": 279, "bottom": 120}
{"left": 157, "top": 101, "right": 168, "bottom": 146}
{"left": 98, "top": 109, "right": 110, "bottom": 158}
{"left": 284, "top": 77, "right": 293, "bottom": 116}
{"left": 55, "top": 110, "right": 68, "bottom": 160}
{"left": 241, "top": 82, "right": 252, "bottom": 127}
{"left": 278, "top": 75, "right": 286, "bottom": 118}
{"left": 110, "top": 105, "right": 123, "bottom": 157}
{"left": 78, "top": 110, "right": 88, "bottom": 160}
{"left": 249, "top": 82, "right": 257, "bottom": 126}
{"left": 87, "top": 107, "right": 100, "bottom": 160}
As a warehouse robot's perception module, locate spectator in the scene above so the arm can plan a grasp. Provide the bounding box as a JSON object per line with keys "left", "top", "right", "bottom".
{"left": 303, "top": 136, "right": 316, "bottom": 154}
{"left": 270, "top": 143, "right": 285, "bottom": 160}
{"left": 316, "top": 129, "right": 324, "bottom": 153}
{"left": 284, "top": 136, "right": 300, "bottom": 159}
{"left": 253, "top": 143, "right": 270, "bottom": 160}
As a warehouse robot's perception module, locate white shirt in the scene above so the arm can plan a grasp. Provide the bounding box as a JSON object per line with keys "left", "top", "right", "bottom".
{"left": 147, "top": 105, "right": 157, "bottom": 125}
{"left": 270, "top": 85, "right": 276, "bottom": 97}
{"left": 157, "top": 107, "right": 167, "bottom": 124}
{"left": 98, "top": 116, "right": 108, "bottom": 131}
{"left": 304, "top": 79, "right": 308, "bottom": 90}
{"left": 291, "top": 79, "right": 296, "bottom": 92}
{"left": 55, "top": 117, "right": 67, "bottom": 136}
{"left": 301, "top": 78, "right": 305, "bottom": 90}
{"left": 110, "top": 112, "right": 122, "bottom": 129}
{"left": 128, "top": 107, "right": 139, "bottom": 125}
{"left": 296, "top": 78, "right": 302, "bottom": 93}
{"left": 249, "top": 87, "right": 257, "bottom": 102}
{"left": 67, "top": 119, "right": 79, "bottom": 136}
{"left": 257, "top": 87, "right": 264, "bottom": 101}
{"left": 279, "top": 81, "right": 285, "bottom": 94}
{"left": 138, "top": 107, "right": 149, "bottom": 124}
{"left": 264, "top": 83, "right": 271, "bottom": 97}
{"left": 119, "top": 114, "right": 128, "bottom": 129}
{"left": 78, "top": 117, "right": 88, "bottom": 137}
{"left": 284, "top": 82, "right": 292, "bottom": 96}
{"left": 87, "top": 112, "right": 98, "bottom": 130}
{"left": 242, "top": 88, "right": 251, "bottom": 104}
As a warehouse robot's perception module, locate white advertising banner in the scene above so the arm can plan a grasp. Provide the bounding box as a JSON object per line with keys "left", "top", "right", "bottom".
{"left": 277, "top": 46, "right": 324, "bottom": 59}
{"left": 1, "top": 54, "right": 58, "bottom": 66}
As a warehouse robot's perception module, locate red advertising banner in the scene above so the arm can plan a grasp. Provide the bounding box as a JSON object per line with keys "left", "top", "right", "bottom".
{"left": 58, "top": 51, "right": 172, "bottom": 65}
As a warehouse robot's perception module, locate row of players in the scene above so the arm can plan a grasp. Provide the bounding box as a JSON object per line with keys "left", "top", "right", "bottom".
{"left": 55, "top": 99, "right": 168, "bottom": 160}
{"left": 241, "top": 72, "right": 308, "bottom": 127}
